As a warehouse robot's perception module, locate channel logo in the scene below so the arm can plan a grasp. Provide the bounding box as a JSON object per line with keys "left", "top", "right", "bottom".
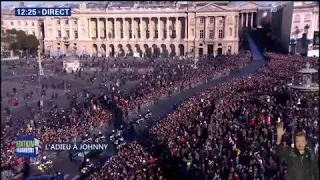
{"left": 15, "top": 136, "right": 40, "bottom": 158}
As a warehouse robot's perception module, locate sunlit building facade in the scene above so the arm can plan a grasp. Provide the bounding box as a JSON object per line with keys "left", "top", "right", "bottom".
{"left": 2, "top": 2, "right": 271, "bottom": 58}
{"left": 271, "top": 2, "right": 319, "bottom": 56}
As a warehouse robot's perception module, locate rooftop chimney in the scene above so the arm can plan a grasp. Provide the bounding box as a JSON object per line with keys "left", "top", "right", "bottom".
{"left": 19, "top": 1, "right": 25, "bottom": 7}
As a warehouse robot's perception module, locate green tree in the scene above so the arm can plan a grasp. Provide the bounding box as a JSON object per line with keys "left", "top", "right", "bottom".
{"left": 2, "top": 29, "right": 39, "bottom": 58}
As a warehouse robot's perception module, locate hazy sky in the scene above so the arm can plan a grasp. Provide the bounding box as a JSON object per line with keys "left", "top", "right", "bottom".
{"left": 1, "top": 1, "right": 276, "bottom": 7}
{"left": 1, "top": 1, "right": 83, "bottom": 7}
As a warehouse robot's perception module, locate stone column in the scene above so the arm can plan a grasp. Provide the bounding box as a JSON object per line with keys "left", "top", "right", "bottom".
{"left": 114, "top": 18, "right": 118, "bottom": 39}
{"left": 246, "top": 13, "right": 248, "bottom": 27}
{"left": 97, "top": 18, "right": 100, "bottom": 39}
{"left": 240, "top": 13, "right": 243, "bottom": 28}
{"left": 138, "top": 18, "right": 142, "bottom": 39}
{"left": 61, "top": 18, "right": 64, "bottom": 38}
{"left": 88, "top": 18, "right": 92, "bottom": 39}
{"left": 77, "top": 18, "right": 80, "bottom": 38}
{"left": 69, "top": 18, "right": 72, "bottom": 39}
{"left": 235, "top": 16, "right": 238, "bottom": 38}
{"left": 215, "top": 17, "right": 219, "bottom": 39}
{"left": 175, "top": 17, "right": 179, "bottom": 39}
{"left": 43, "top": 18, "right": 47, "bottom": 39}
{"left": 158, "top": 17, "right": 161, "bottom": 39}
{"left": 166, "top": 18, "right": 170, "bottom": 39}
{"left": 132, "top": 18, "right": 135, "bottom": 39}
{"left": 251, "top": 12, "right": 254, "bottom": 28}
{"left": 140, "top": 17, "right": 143, "bottom": 39}
{"left": 124, "top": 18, "right": 127, "bottom": 39}
{"left": 149, "top": 18, "right": 153, "bottom": 39}
{"left": 205, "top": 17, "right": 209, "bottom": 39}
{"left": 224, "top": 16, "right": 227, "bottom": 39}
{"left": 52, "top": 18, "right": 56, "bottom": 38}
{"left": 105, "top": 18, "right": 109, "bottom": 40}
{"left": 184, "top": 18, "right": 187, "bottom": 39}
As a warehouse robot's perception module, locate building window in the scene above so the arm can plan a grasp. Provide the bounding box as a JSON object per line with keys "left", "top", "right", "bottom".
{"left": 209, "top": 17, "right": 214, "bottom": 24}
{"left": 66, "top": 30, "right": 70, "bottom": 38}
{"left": 25, "top": 22, "right": 28, "bottom": 26}
{"left": 191, "top": 28, "right": 194, "bottom": 36}
{"left": 65, "top": 20, "right": 69, "bottom": 25}
{"left": 200, "top": 17, "right": 205, "bottom": 24}
{"left": 219, "top": 19, "right": 223, "bottom": 24}
{"left": 120, "top": 29, "right": 123, "bottom": 39}
{"left": 138, "top": 29, "right": 141, "bottom": 38}
{"left": 172, "top": 30, "right": 176, "bottom": 38}
{"left": 74, "top": 30, "right": 78, "bottom": 38}
{"left": 200, "top": 30, "right": 204, "bottom": 38}
{"left": 228, "top": 46, "right": 232, "bottom": 53}
{"left": 18, "top": 21, "right": 21, "bottom": 26}
{"left": 294, "top": 14, "right": 300, "bottom": 22}
{"left": 129, "top": 29, "right": 132, "bottom": 39}
{"left": 218, "top": 30, "right": 223, "bottom": 39}
{"left": 10, "top": 22, "right": 14, "bottom": 26}
{"left": 209, "top": 30, "right": 214, "bottom": 39}
{"left": 164, "top": 29, "right": 167, "bottom": 39}
{"left": 32, "top": 22, "right": 35, "bottom": 26}
{"left": 229, "top": 28, "right": 232, "bottom": 36}
{"left": 146, "top": 30, "right": 150, "bottom": 39}
{"left": 155, "top": 30, "right": 158, "bottom": 39}
{"left": 58, "top": 30, "right": 61, "bottom": 38}
{"left": 74, "top": 20, "right": 77, "bottom": 25}
{"left": 304, "top": 14, "right": 311, "bottom": 22}
{"left": 313, "top": 31, "right": 319, "bottom": 49}
{"left": 32, "top": 31, "right": 35, "bottom": 36}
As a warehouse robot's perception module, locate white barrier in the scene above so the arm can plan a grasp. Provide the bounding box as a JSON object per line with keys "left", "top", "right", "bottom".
{"left": 1, "top": 56, "right": 20, "bottom": 61}
{"left": 307, "top": 50, "right": 319, "bottom": 57}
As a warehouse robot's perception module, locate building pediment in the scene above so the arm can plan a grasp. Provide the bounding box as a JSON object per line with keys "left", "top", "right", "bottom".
{"left": 196, "top": 3, "right": 226, "bottom": 12}
{"left": 240, "top": 2, "right": 260, "bottom": 10}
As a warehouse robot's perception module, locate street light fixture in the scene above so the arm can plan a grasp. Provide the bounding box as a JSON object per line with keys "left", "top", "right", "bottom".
{"left": 38, "top": 47, "right": 44, "bottom": 108}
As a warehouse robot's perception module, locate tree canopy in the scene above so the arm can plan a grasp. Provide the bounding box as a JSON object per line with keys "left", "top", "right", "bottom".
{"left": 2, "top": 29, "right": 39, "bottom": 55}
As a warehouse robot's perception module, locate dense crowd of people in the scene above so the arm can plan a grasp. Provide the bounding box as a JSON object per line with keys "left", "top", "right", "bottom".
{"left": 89, "top": 53, "right": 319, "bottom": 180}
{"left": 1, "top": 54, "right": 251, "bottom": 178}
{"left": 1, "top": 95, "right": 112, "bottom": 173}
{"left": 119, "top": 54, "right": 251, "bottom": 114}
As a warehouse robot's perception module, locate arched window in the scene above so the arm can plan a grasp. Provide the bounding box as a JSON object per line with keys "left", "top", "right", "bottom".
{"left": 229, "top": 28, "right": 232, "bottom": 36}
{"left": 294, "top": 14, "right": 300, "bottom": 22}
{"left": 304, "top": 14, "right": 311, "bottom": 22}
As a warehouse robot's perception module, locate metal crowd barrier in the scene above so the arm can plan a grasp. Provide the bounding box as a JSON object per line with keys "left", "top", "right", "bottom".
{"left": 125, "top": 70, "right": 231, "bottom": 121}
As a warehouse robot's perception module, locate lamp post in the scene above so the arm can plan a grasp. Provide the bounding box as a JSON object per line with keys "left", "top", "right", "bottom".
{"left": 38, "top": 47, "right": 44, "bottom": 108}
{"left": 64, "top": 74, "right": 67, "bottom": 93}
{"left": 292, "top": 98, "right": 300, "bottom": 148}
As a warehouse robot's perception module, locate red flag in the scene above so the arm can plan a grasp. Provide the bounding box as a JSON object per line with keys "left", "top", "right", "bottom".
{"left": 149, "top": 156, "right": 156, "bottom": 163}
{"left": 180, "top": 136, "right": 186, "bottom": 143}
{"left": 265, "top": 116, "right": 271, "bottom": 125}
{"left": 250, "top": 119, "right": 256, "bottom": 126}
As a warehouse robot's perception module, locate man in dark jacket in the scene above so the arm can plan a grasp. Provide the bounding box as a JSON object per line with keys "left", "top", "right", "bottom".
{"left": 276, "top": 122, "right": 319, "bottom": 180}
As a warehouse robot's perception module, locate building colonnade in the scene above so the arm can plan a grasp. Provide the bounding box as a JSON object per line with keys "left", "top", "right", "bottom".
{"left": 46, "top": 14, "right": 240, "bottom": 57}
{"left": 87, "top": 17, "right": 188, "bottom": 41}
{"left": 239, "top": 12, "right": 257, "bottom": 28}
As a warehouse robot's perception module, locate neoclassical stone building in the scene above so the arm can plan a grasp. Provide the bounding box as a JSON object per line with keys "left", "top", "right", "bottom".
{"left": 271, "top": 2, "right": 319, "bottom": 56}
{"left": 1, "top": 2, "right": 271, "bottom": 57}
